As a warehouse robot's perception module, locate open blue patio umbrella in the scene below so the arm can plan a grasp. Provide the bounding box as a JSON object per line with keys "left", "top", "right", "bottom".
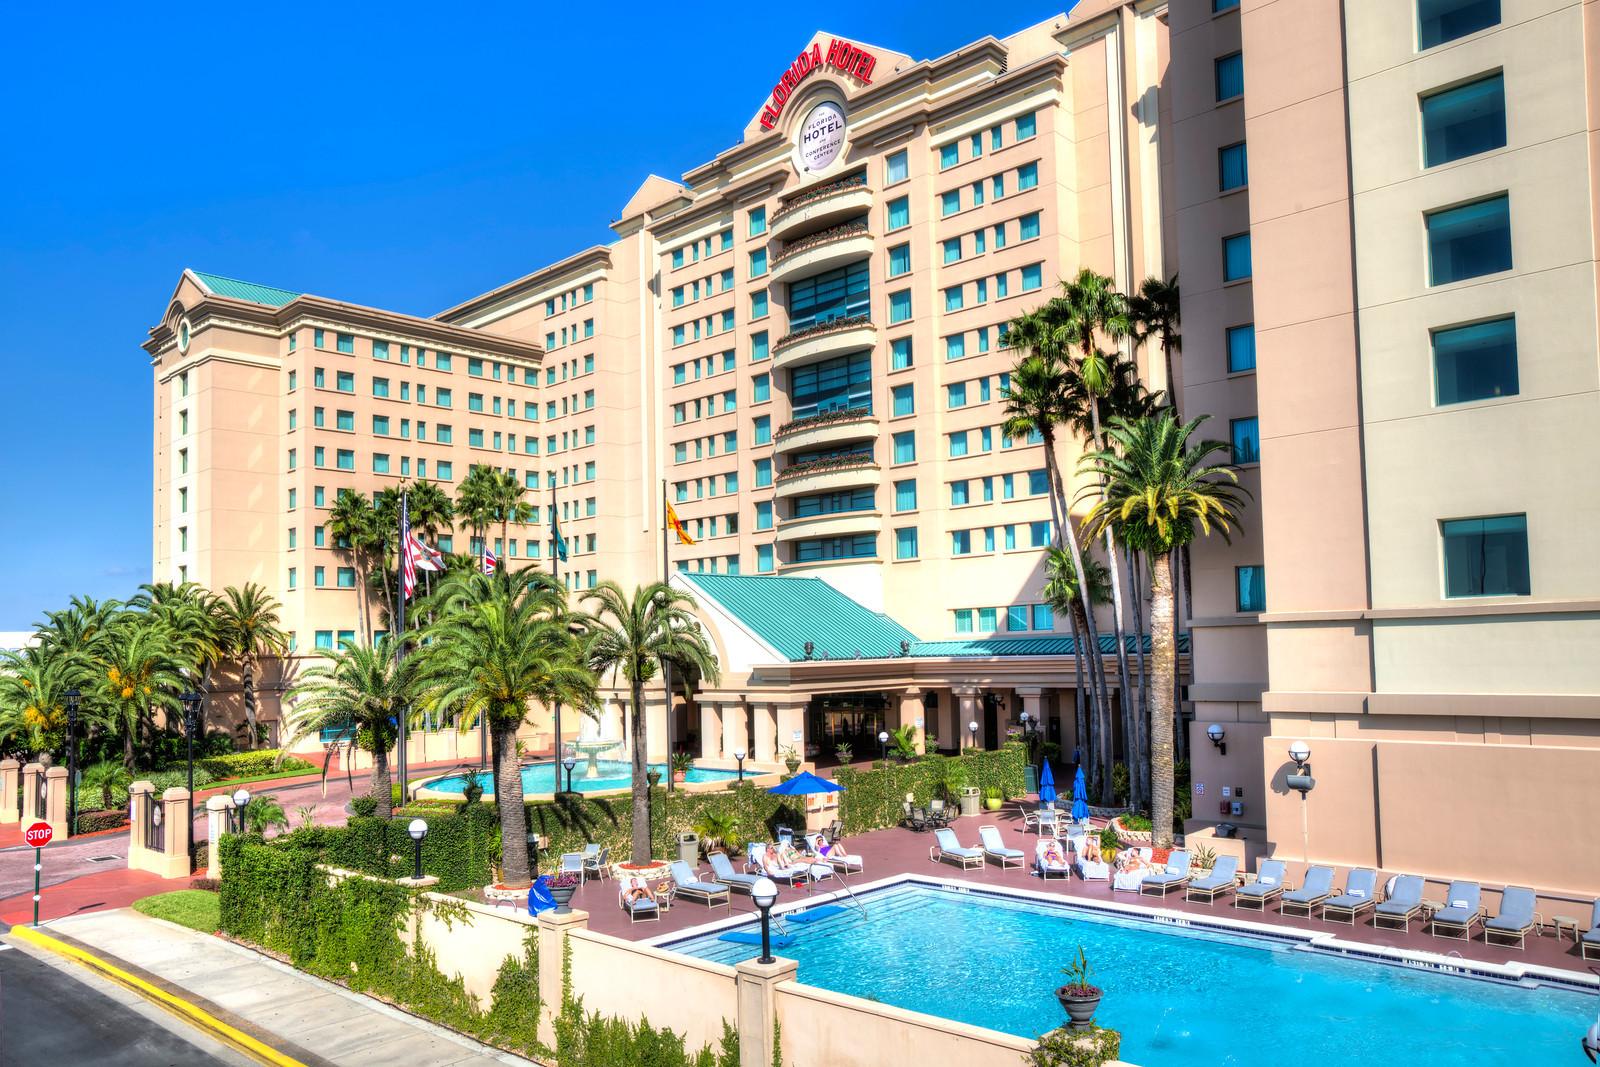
{"left": 766, "top": 770, "right": 845, "bottom": 796}
{"left": 1070, "top": 766, "right": 1089, "bottom": 823}
{"left": 1037, "top": 760, "right": 1057, "bottom": 808}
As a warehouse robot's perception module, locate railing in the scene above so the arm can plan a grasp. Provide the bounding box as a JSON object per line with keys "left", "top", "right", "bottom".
{"left": 772, "top": 221, "right": 870, "bottom": 265}
{"left": 774, "top": 314, "right": 872, "bottom": 353}
{"left": 776, "top": 406, "right": 874, "bottom": 439}
{"left": 777, "top": 454, "right": 878, "bottom": 482}
{"left": 771, "top": 174, "right": 869, "bottom": 222}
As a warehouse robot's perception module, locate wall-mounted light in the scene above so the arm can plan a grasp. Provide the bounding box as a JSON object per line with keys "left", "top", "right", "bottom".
{"left": 1286, "top": 741, "right": 1314, "bottom": 794}
{"left": 1206, "top": 723, "right": 1226, "bottom": 756}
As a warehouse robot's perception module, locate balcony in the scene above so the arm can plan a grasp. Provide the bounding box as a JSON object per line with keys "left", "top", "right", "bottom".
{"left": 774, "top": 408, "right": 880, "bottom": 456}
{"left": 774, "top": 454, "right": 881, "bottom": 499}
{"left": 774, "top": 509, "right": 883, "bottom": 544}
{"left": 768, "top": 222, "right": 874, "bottom": 286}
{"left": 769, "top": 177, "right": 873, "bottom": 242}
{"left": 771, "top": 316, "right": 877, "bottom": 374}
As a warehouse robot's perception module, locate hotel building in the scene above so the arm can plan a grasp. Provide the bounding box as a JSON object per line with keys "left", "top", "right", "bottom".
{"left": 144, "top": 1, "right": 1600, "bottom": 890}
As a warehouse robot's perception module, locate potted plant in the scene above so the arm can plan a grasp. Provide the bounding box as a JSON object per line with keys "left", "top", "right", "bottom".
{"left": 1054, "top": 946, "right": 1102, "bottom": 1030}
{"left": 694, "top": 811, "right": 740, "bottom": 857}
{"left": 982, "top": 786, "right": 1003, "bottom": 812}
{"left": 670, "top": 751, "right": 693, "bottom": 784}
{"left": 548, "top": 871, "right": 581, "bottom": 913}
{"left": 646, "top": 768, "right": 663, "bottom": 788}
{"left": 833, "top": 741, "right": 853, "bottom": 766}
{"left": 780, "top": 745, "right": 802, "bottom": 774}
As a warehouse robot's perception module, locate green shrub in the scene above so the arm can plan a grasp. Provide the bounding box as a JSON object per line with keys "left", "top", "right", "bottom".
{"left": 834, "top": 743, "right": 1026, "bottom": 835}
{"left": 1118, "top": 813, "right": 1152, "bottom": 832}
{"left": 146, "top": 767, "right": 216, "bottom": 793}
{"left": 74, "top": 809, "right": 128, "bottom": 835}
{"left": 350, "top": 794, "right": 378, "bottom": 817}
{"left": 1027, "top": 1026, "right": 1121, "bottom": 1067}
{"left": 195, "top": 750, "right": 315, "bottom": 780}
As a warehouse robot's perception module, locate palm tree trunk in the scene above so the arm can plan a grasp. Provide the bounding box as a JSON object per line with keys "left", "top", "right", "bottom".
{"left": 123, "top": 727, "right": 135, "bottom": 775}
{"left": 1175, "top": 544, "right": 1191, "bottom": 764}
{"left": 1086, "top": 397, "right": 1139, "bottom": 810}
{"left": 372, "top": 741, "right": 392, "bottom": 820}
{"left": 1066, "top": 607, "right": 1089, "bottom": 780}
{"left": 242, "top": 660, "right": 258, "bottom": 751}
{"left": 496, "top": 721, "right": 532, "bottom": 885}
{"left": 1127, "top": 546, "right": 1151, "bottom": 805}
{"left": 628, "top": 680, "right": 651, "bottom": 864}
{"left": 1148, "top": 549, "right": 1177, "bottom": 849}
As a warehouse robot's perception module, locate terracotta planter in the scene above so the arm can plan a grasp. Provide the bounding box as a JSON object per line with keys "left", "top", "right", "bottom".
{"left": 1055, "top": 986, "right": 1102, "bottom": 1030}
{"left": 672, "top": 770, "right": 687, "bottom": 784}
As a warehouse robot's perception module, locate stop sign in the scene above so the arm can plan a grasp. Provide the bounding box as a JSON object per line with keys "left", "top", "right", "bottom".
{"left": 23, "top": 821, "right": 53, "bottom": 848}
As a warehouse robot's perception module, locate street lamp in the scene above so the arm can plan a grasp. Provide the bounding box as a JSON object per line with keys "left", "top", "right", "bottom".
{"left": 735, "top": 749, "right": 747, "bottom": 783}
{"left": 561, "top": 755, "right": 577, "bottom": 794}
{"left": 751, "top": 876, "right": 779, "bottom": 964}
{"left": 64, "top": 689, "right": 80, "bottom": 833}
{"left": 967, "top": 720, "right": 979, "bottom": 750}
{"left": 181, "top": 691, "right": 202, "bottom": 867}
{"left": 877, "top": 730, "right": 889, "bottom": 763}
{"left": 407, "top": 818, "right": 428, "bottom": 880}
{"left": 232, "top": 789, "right": 250, "bottom": 834}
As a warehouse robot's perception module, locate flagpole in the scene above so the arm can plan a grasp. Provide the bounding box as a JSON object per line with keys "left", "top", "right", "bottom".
{"left": 396, "top": 489, "right": 409, "bottom": 809}
{"left": 661, "top": 479, "right": 674, "bottom": 792}
{"left": 551, "top": 485, "right": 563, "bottom": 782}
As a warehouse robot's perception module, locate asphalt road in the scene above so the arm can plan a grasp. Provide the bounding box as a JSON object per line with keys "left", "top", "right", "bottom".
{"left": 0, "top": 941, "right": 247, "bottom": 1066}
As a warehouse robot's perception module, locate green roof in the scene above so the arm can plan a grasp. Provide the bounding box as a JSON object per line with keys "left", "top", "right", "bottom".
{"left": 909, "top": 633, "right": 1190, "bottom": 658}
{"left": 681, "top": 573, "right": 920, "bottom": 662}
{"left": 192, "top": 271, "right": 301, "bottom": 308}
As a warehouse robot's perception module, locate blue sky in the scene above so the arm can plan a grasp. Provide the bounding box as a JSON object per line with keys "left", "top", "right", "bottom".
{"left": 0, "top": 1, "right": 1068, "bottom": 628}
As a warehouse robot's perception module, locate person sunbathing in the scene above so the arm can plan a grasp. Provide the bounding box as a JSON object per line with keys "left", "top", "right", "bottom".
{"left": 621, "top": 876, "right": 651, "bottom": 907}
{"left": 1039, "top": 838, "right": 1068, "bottom": 869}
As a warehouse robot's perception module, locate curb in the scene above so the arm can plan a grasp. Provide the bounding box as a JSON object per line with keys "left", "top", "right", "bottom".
{"left": 6, "top": 924, "right": 311, "bottom": 1067}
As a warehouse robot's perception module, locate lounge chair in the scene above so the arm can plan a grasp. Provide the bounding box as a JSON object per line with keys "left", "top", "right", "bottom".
{"left": 1483, "top": 886, "right": 1541, "bottom": 950}
{"left": 669, "top": 860, "right": 730, "bottom": 909}
{"left": 1281, "top": 865, "right": 1336, "bottom": 917}
{"left": 618, "top": 876, "right": 658, "bottom": 923}
{"left": 1375, "top": 874, "right": 1426, "bottom": 931}
{"left": 1321, "top": 868, "right": 1378, "bottom": 925}
{"left": 1429, "top": 880, "right": 1482, "bottom": 940}
{"left": 1035, "top": 838, "right": 1072, "bottom": 880}
{"left": 1140, "top": 851, "right": 1192, "bottom": 896}
{"left": 581, "top": 845, "right": 610, "bottom": 882}
{"left": 746, "top": 842, "right": 811, "bottom": 886}
{"left": 803, "top": 832, "right": 863, "bottom": 873}
{"left": 1185, "top": 855, "right": 1240, "bottom": 905}
{"left": 978, "top": 825, "right": 1025, "bottom": 869}
{"left": 929, "top": 827, "right": 985, "bottom": 870}
{"left": 1234, "top": 860, "right": 1288, "bottom": 911}
{"left": 707, "top": 851, "right": 762, "bottom": 896}
{"left": 1582, "top": 899, "right": 1600, "bottom": 961}
{"left": 559, "top": 852, "right": 586, "bottom": 882}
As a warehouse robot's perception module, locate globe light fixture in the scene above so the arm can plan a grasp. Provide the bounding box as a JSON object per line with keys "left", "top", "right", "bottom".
{"left": 232, "top": 789, "right": 250, "bottom": 833}
{"left": 407, "top": 818, "right": 429, "bottom": 880}
{"left": 1207, "top": 724, "right": 1227, "bottom": 755}
{"left": 735, "top": 749, "right": 747, "bottom": 782}
{"left": 877, "top": 730, "right": 889, "bottom": 762}
{"left": 751, "top": 876, "right": 780, "bottom": 964}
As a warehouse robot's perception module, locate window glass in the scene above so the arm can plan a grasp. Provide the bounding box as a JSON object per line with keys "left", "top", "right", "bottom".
{"left": 1215, "top": 53, "right": 1244, "bottom": 101}
{"left": 1442, "top": 514, "right": 1528, "bottom": 597}
{"left": 895, "top": 527, "right": 919, "bottom": 560}
{"left": 1227, "top": 324, "right": 1257, "bottom": 372}
{"left": 1017, "top": 163, "right": 1037, "bottom": 190}
{"left": 886, "top": 150, "right": 908, "bottom": 184}
{"left": 1219, "top": 142, "right": 1248, "bottom": 190}
{"left": 894, "top": 479, "right": 917, "bottom": 511}
{"left": 1230, "top": 417, "right": 1261, "bottom": 464}
{"left": 1223, "top": 233, "right": 1252, "bottom": 282}
{"left": 1427, "top": 195, "right": 1511, "bottom": 285}
{"left": 1019, "top": 213, "right": 1041, "bottom": 241}
{"left": 1421, "top": 74, "right": 1506, "bottom": 167}
{"left": 893, "top": 431, "right": 916, "bottom": 464}
{"left": 1016, "top": 112, "right": 1036, "bottom": 139}
{"left": 892, "top": 383, "right": 915, "bottom": 417}
{"left": 889, "top": 290, "right": 912, "bottom": 324}
{"left": 940, "top": 143, "right": 959, "bottom": 169}
{"left": 891, "top": 337, "right": 913, "bottom": 370}
{"left": 887, "top": 196, "right": 910, "bottom": 230}
{"left": 1433, "top": 316, "right": 1518, "bottom": 405}
{"left": 941, "top": 191, "right": 961, "bottom": 217}
{"left": 788, "top": 261, "right": 870, "bottom": 331}
{"left": 888, "top": 244, "right": 911, "bottom": 277}
{"left": 1236, "top": 565, "right": 1266, "bottom": 612}
{"left": 1032, "top": 603, "right": 1054, "bottom": 630}
{"left": 789, "top": 351, "right": 872, "bottom": 418}
{"left": 1418, "top": 0, "right": 1500, "bottom": 50}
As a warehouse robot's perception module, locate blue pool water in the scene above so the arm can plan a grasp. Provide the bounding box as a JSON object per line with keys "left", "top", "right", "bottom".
{"left": 668, "top": 884, "right": 1597, "bottom": 1066}
{"left": 424, "top": 759, "right": 742, "bottom": 795}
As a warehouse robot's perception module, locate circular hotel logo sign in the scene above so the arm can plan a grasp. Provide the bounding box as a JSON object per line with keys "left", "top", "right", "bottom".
{"left": 796, "top": 101, "right": 846, "bottom": 174}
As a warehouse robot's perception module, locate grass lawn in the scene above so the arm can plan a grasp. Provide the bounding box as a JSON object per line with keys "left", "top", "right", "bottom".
{"left": 205, "top": 763, "right": 320, "bottom": 791}
{"left": 132, "top": 890, "right": 220, "bottom": 934}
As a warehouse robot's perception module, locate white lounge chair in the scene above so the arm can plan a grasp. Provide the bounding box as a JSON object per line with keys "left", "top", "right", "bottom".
{"left": 930, "top": 828, "right": 985, "bottom": 870}
{"left": 618, "top": 876, "right": 659, "bottom": 923}
{"left": 746, "top": 842, "right": 811, "bottom": 886}
{"left": 803, "top": 832, "right": 863, "bottom": 873}
{"left": 978, "top": 825, "right": 1024, "bottom": 869}
{"left": 1035, "top": 838, "right": 1072, "bottom": 880}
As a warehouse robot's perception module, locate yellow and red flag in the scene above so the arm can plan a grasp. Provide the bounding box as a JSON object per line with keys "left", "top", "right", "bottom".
{"left": 665, "top": 502, "right": 696, "bottom": 545}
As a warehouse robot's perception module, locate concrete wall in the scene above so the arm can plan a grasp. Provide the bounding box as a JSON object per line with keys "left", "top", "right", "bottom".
{"left": 774, "top": 981, "right": 1037, "bottom": 1067}
{"left": 567, "top": 929, "right": 739, "bottom": 1053}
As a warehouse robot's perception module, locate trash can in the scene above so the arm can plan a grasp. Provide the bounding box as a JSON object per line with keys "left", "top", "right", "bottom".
{"left": 677, "top": 831, "right": 699, "bottom": 865}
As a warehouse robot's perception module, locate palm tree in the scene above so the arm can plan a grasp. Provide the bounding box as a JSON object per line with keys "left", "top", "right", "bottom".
{"left": 215, "top": 584, "right": 289, "bottom": 750}
{"left": 490, "top": 470, "right": 534, "bottom": 562}
{"left": 80, "top": 760, "right": 131, "bottom": 811}
{"left": 1127, "top": 274, "right": 1181, "bottom": 416}
{"left": 0, "top": 645, "right": 92, "bottom": 759}
{"left": 283, "top": 636, "right": 413, "bottom": 819}
{"left": 406, "top": 480, "right": 456, "bottom": 601}
{"left": 243, "top": 793, "right": 290, "bottom": 836}
{"left": 454, "top": 465, "right": 501, "bottom": 562}
{"left": 128, "top": 581, "right": 222, "bottom": 688}
{"left": 327, "top": 490, "right": 382, "bottom": 644}
{"left": 417, "top": 566, "right": 594, "bottom": 886}
{"left": 1042, "top": 548, "right": 1111, "bottom": 787}
{"left": 1080, "top": 413, "right": 1247, "bottom": 846}
{"left": 582, "top": 581, "right": 720, "bottom": 865}
{"left": 97, "top": 616, "right": 185, "bottom": 772}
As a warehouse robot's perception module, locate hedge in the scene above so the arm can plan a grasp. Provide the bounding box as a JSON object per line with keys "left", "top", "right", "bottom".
{"left": 834, "top": 743, "right": 1028, "bottom": 836}
{"left": 193, "top": 750, "right": 315, "bottom": 780}
{"left": 74, "top": 809, "right": 129, "bottom": 835}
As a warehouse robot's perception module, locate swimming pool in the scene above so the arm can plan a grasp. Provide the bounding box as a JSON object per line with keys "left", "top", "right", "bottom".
{"left": 422, "top": 759, "right": 743, "bottom": 795}
{"left": 666, "top": 882, "right": 1597, "bottom": 1066}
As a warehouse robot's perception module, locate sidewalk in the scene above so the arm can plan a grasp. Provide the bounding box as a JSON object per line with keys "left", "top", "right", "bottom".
{"left": 26, "top": 909, "right": 537, "bottom": 1067}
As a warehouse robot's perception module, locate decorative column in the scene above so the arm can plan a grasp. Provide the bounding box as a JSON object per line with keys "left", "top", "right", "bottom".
{"left": 646, "top": 691, "right": 670, "bottom": 763}
{"left": 774, "top": 701, "right": 806, "bottom": 763}
{"left": 44, "top": 766, "right": 69, "bottom": 840}
{"left": 752, "top": 702, "right": 778, "bottom": 764}
{"left": 205, "top": 794, "right": 232, "bottom": 878}
{"left": 735, "top": 957, "right": 799, "bottom": 1067}
{"left": 0, "top": 758, "right": 20, "bottom": 822}
{"left": 897, "top": 688, "right": 925, "bottom": 755}
{"left": 722, "top": 701, "right": 748, "bottom": 763}
{"left": 21, "top": 763, "right": 45, "bottom": 823}
{"left": 127, "top": 781, "right": 154, "bottom": 872}
{"left": 956, "top": 688, "right": 980, "bottom": 751}
{"left": 155, "top": 787, "right": 192, "bottom": 878}
{"left": 537, "top": 908, "right": 590, "bottom": 1050}
{"left": 699, "top": 701, "right": 723, "bottom": 760}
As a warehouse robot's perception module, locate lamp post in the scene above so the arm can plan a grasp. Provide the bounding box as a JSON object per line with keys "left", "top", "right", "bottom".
{"left": 562, "top": 755, "right": 577, "bottom": 794}
{"left": 64, "top": 689, "right": 80, "bottom": 834}
{"left": 877, "top": 730, "right": 889, "bottom": 764}
{"left": 967, "top": 720, "right": 979, "bottom": 751}
{"left": 407, "top": 818, "right": 428, "bottom": 880}
{"left": 232, "top": 789, "right": 250, "bottom": 834}
{"left": 751, "top": 877, "right": 779, "bottom": 965}
{"left": 181, "top": 690, "right": 201, "bottom": 865}
{"left": 735, "top": 749, "right": 747, "bottom": 783}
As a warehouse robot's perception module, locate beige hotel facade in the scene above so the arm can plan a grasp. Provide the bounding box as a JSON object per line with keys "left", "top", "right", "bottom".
{"left": 144, "top": 1, "right": 1600, "bottom": 897}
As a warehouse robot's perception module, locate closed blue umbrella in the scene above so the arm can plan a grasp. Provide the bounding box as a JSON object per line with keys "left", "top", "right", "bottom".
{"left": 1038, "top": 760, "right": 1057, "bottom": 808}
{"left": 1070, "top": 766, "right": 1089, "bottom": 823}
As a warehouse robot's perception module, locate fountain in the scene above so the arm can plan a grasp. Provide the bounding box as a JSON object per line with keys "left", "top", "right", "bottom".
{"left": 569, "top": 709, "right": 623, "bottom": 780}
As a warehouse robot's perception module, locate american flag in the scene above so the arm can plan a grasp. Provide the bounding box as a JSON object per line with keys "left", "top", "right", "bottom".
{"left": 401, "top": 524, "right": 419, "bottom": 600}
{"left": 482, "top": 547, "right": 498, "bottom": 575}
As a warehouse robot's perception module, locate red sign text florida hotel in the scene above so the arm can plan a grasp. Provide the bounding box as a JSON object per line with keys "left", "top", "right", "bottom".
{"left": 757, "top": 38, "right": 878, "bottom": 130}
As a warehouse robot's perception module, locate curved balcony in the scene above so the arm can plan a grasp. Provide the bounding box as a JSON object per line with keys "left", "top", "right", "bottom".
{"left": 774, "top": 408, "right": 880, "bottom": 456}
{"left": 774, "top": 510, "right": 884, "bottom": 544}
{"left": 771, "top": 316, "right": 877, "bottom": 374}
{"left": 773, "top": 455, "right": 881, "bottom": 500}
{"left": 768, "top": 222, "right": 874, "bottom": 287}
{"left": 769, "top": 178, "right": 874, "bottom": 243}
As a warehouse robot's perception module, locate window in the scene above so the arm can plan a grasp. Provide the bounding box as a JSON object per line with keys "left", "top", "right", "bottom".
{"left": 372, "top": 414, "right": 389, "bottom": 435}
{"left": 287, "top": 370, "right": 297, "bottom": 392}
{"left": 1418, "top": 0, "right": 1499, "bottom": 50}
{"left": 1021, "top": 263, "right": 1043, "bottom": 292}
{"left": 755, "top": 458, "right": 773, "bottom": 487}
{"left": 1426, "top": 195, "right": 1511, "bottom": 285}
{"left": 753, "top": 373, "right": 771, "bottom": 403}
{"left": 940, "top": 143, "right": 960, "bottom": 170}
{"left": 750, "top": 248, "right": 768, "bottom": 277}
{"left": 313, "top": 567, "right": 326, "bottom": 588}
{"left": 1028, "top": 469, "right": 1049, "bottom": 496}
{"left": 436, "top": 424, "right": 452, "bottom": 444}
{"left": 951, "top": 530, "right": 972, "bottom": 555}
{"left": 334, "top": 410, "right": 354, "bottom": 432}
{"left": 757, "top": 544, "right": 775, "bottom": 573}
{"left": 756, "top": 500, "right": 773, "bottom": 531}
{"left": 754, "top": 416, "right": 771, "bottom": 445}
{"left": 887, "top": 196, "right": 910, "bottom": 231}
{"left": 941, "top": 191, "right": 961, "bottom": 217}
{"left": 1215, "top": 52, "right": 1244, "bottom": 101}
{"left": 885, "top": 150, "right": 908, "bottom": 184}
{"left": 436, "top": 387, "right": 451, "bottom": 407}
{"left": 889, "top": 290, "right": 912, "bottom": 324}
{"left": 752, "top": 331, "right": 769, "bottom": 362}
{"left": 894, "top": 479, "right": 917, "bottom": 511}
{"left": 1433, "top": 316, "right": 1518, "bottom": 405}
{"left": 337, "top": 567, "right": 357, "bottom": 588}
{"left": 336, "top": 449, "right": 354, "bottom": 471}
{"left": 336, "top": 333, "right": 354, "bottom": 354}
{"left": 1219, "top": 142, "right": 1248, "bottom": 190}
{"left": 751, "top": 290, "right": 770, "bottom": 319}
{"left": 1032, "top": 603, "right": 1054, "bottom": 630}
{"left": 335, "top": 370, "right": 354, "bottom": 392}
{"left": 891, "top": 337, "right": 913, "bottom": 370}
{"left": 888, "top": 243, "right": 911, "bottom": 278}
{"left": 287, "top": 448, "right": 297, "bottom": 471}
{"left": 1214, "top": 0, "right": 1240, "bottom": 8}
{"left": 892, "top": 383, "right": 915, "bottom": 417}
{"left": 1236, "top": 565, "right": 1266, "bottom": 613}
{"left": 749, "top": 206, "right": 766, "bottom": 236}
{"left": 947, "top": 382, "right": 967, "bottom": 409}
{"left": 942, "top": 237, "right": 962, "bottom": 265}
{"left": 788, "top": 261, "right": 869, "bottom": 331}
{"left": 313, "top": 445, "right": 325, "bottom": 467}
{"left": 1227, "top": 324, "right": 1257, "bottom": 372}
{"left": 945, "top": 334, "right": 966, "bottom": 360}
{"left": 951, "top": 480, "right": 970, "bottom": 506}
{"left": 1230, "top": 417, "right": 1261, "bottom": 464}
{"left": 895, "top": 527, "right": 919, "bottom": 560}
{"left": 893, "top": 430, "right": 916, "bottom": 464}
{"left": 1223, "top": 233, "right": 1252, "bottom": 282}
{"left": 1007, "top": 605, "right": 1029, "bottom": 632}
{"left": 1016, "top": 112, "right": 1036, "bottom": 139}
{"left": 790, "top": 351, "right": 872, "bottom": 419}
{"left": 948, "top": 431, "right": 969, "bottom": 458}
{"left": 1019, "top": 212, "right": 1040, "bottom": 241}
{"left": 1421, "top": 74, "right": 1506, "bottom": 167}
{"left": 372, "top": 340, "right": 389, "bottom": 361}
{"left": 437, "top": 461, "right": 453, "bottom": 481}
{"left": 1029, "top": 521, "right": 1051, "bottom": 548}
{"left": 1017, "top": 162, "right": 1038, "bottom": 190}
{"left": 945, "top": 286, "right": 964, "bottom": 312}
{"left": 954, "top": 610, "right": 974, "bottom": 634}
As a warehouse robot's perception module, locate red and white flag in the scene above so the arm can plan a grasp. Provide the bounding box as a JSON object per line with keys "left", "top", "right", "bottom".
{"left": 410, "top": 531, "right": 443, "bottom": 572}
{"left": 482, "top": 547, "right": 498, "bottom": 575}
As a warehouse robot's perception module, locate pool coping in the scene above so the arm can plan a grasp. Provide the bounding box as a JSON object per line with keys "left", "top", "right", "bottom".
{"left": 647, "top": 872, "right": 1600, "bottom": 998}
{"left": 411, "top": 762, "right": 783, "bottom": 803}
